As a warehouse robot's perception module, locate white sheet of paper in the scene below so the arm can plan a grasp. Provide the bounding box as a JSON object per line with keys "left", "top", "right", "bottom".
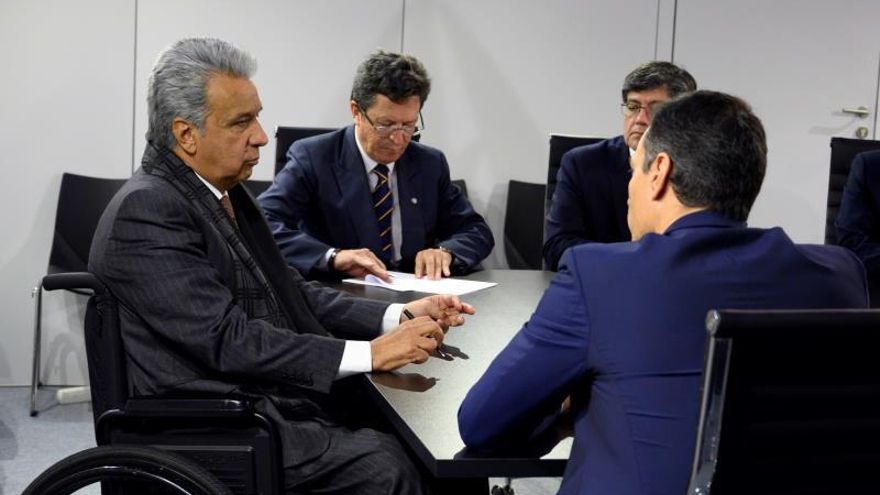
{"left": 343, "top": 271, "right": 497, "bottom": 296}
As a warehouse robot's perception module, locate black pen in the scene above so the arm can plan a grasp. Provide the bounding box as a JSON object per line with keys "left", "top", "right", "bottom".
{"left": 402, "top": 308, "right": 450, "bottom": 359}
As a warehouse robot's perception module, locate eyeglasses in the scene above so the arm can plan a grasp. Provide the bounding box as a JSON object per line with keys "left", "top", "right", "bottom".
{"left": 359, "top": 106, "right": 424, "bottom": 137}
{"left": 620, "top": 101, "right": 664, "bottom": 118}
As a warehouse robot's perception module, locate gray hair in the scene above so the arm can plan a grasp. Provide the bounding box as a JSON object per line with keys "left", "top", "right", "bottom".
{"left": 621, "top": 61, "right": 696, "bottom": 102}
{"left": 147, "top": 38, "right": 257, "bottom": 149}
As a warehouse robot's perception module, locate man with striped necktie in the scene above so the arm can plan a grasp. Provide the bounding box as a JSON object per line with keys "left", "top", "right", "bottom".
{"left": 260, "top": 51, "right": 494, "bottom": 280}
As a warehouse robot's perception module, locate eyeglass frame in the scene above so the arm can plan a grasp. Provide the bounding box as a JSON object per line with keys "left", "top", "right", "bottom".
{"left": 620, "top": 100, "right": 664, "bottom": 118}
{"left": 358, "top": 105, "right": 425, "bottom": 137}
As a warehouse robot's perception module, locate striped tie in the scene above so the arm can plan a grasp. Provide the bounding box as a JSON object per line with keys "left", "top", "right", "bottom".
{"left": 372, "top": 164, "right": 393, "bottom": 263}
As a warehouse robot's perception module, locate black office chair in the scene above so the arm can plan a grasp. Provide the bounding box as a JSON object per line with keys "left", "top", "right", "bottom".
{"left": 825, "top": 137, "right": 880, "bottom": 244}
{"left": 244, "top": 179, "right": 273, "bottom": 198}
{"left": 274, "top": 126, "right": 337, "bottom": 176}
{"left": 688, "top": 309, "right": 880, "bottom": 495}
{"left": 545, "top": 134, "right": 605, "bottom": 216}
{"left": 504, "top": 180, "right": 547, "bottom": 270}
{"left": 31, "top": 173, "right": 127, "bottom": 416}
{"left": 34, "top": 272, "right": 283, "bottom": 495}
{"left": 274, "top": 125, "right": 423, "bottom": 177}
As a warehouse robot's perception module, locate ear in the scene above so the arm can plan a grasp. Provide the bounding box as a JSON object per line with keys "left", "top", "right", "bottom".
{"left": 172, "top": 118, "right": 198, "bottom": 155}
{"left": 349, "top": 100, "right": 360, "bottom": 121}
{"left": 649, "top": 152, "right": 673, "bottom": 201}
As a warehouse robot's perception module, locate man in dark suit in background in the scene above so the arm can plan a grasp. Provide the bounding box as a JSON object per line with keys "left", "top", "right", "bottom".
{"left": 543, "top": 61, "right": 696, "bottom": 270}
{"left": 90, "top": 38, "right": 475, "bottom": 495}
{"left": 836, "top": 150, "right": 880, "bottom": 303}
{"left": 460, "top": 90, "right": 868, "bottom": 495}
{"left": 259, "top": 51, "right": 494, "bottom": 281}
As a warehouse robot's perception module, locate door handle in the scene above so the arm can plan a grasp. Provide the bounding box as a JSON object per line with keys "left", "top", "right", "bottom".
{"left": 842, "top": 106, "right": 870, "bottom": 118}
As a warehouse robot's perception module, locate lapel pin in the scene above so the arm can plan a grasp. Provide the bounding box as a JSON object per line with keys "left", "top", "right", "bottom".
{"left": 411, "top": 197, "right": 418, "bottom": 205}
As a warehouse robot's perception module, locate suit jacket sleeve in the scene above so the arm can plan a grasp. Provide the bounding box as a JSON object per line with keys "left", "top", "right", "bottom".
{"left": 836, "top": 153, "right": 880, "bottom": 274}
{"left": 259, "top": 143, "right": 330, "bottom": 273}
{"left": 458, "top": 251, "right": 590, "bottom": 450}
{"left": 432, "top": 156, "right": 495, "bottom": 272}
{"left": 543, "top": 150, "right": 592, "bottom": 271}
{"left": 95, "top": 186, "right": 345, "bottom": 393}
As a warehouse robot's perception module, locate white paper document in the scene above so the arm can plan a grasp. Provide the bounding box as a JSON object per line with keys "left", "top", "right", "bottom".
{"left": 343, "top": 271, "right": 497, "bottom": 295}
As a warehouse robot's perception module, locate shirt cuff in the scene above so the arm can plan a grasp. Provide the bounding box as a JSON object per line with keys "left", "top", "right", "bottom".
{"left": 336, "top": 340, "right": 372, "bottom": 379}
{"left": 383, "top": 303, "right": 406, "bottom": 334}
{"left": 318, "top": 247, "right": 336, "bottom": 270}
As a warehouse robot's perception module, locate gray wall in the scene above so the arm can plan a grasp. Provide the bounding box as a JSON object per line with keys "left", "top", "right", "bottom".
{"left": 2, "top": 0, "right": 877, "bottom": 386}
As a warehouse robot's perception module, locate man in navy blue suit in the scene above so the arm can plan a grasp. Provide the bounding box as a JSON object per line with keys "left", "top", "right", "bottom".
{"left": 259, "top": 51, "right": 493, "bottom": 280}
{"left": 836, "top": 150, "right": 880, "bottom": 303}
{"left": 460, "top": 90, "right": 868, "bottom": 495}
{"left": 543, "top": 61, "right": 696, "bottom": 270}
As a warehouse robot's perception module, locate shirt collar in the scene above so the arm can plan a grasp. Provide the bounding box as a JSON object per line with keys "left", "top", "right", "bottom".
{"left": 663, "top": 210, "right": 746, "bottom": 235}
{"left": 193, "top": 171, "right": 225, "bottom": 200}
{"left": 354, "top": 126, "right": 396, "bottom": 175}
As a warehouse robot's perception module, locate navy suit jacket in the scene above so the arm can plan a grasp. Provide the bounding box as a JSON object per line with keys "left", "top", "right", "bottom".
{"left": 259, "top": 126, "right": 494, "bottom": 276}
{"left": 543, "top": 135, "right": 631, "bottom": 271}
{"left": 836, "top": 150, "right": 880, "bottom": 300}
{"left": 460, "top": 211, "right": 867, "bottom": 495}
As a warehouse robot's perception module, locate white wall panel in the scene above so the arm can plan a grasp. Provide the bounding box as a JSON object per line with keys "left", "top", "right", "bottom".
{"left": 674, "top": 0, "right": 880, "bottom": 242}
{"left": 0, "top": 0, "right": 135, "bottom": 385}
{"left": 403, "top": 0, "right": 663, "bottom": 266}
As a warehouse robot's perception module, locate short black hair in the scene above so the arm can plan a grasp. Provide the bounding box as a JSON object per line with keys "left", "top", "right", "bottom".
{"left": 642, "top": 90, "right": 767, "bottom": 221}
{"left": 622, "top": 61, "right": 696, "bottom": 102}
{"left": 351, "top": 50, "right": 431, "bottom": 110}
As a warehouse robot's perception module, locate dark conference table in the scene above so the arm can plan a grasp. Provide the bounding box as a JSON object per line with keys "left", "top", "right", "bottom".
{"left": 337, "top": 269, "right": 571, "bottom": 481}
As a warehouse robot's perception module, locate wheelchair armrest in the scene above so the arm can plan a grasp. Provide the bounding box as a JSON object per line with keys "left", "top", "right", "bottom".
{"left": 42, "top": 272, "right": 105, "bottom": 293}
{"left": 122, "top": 397, "right": 255, "bottom": 418}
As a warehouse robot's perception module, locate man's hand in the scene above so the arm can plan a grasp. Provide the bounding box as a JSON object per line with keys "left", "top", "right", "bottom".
{"left": 402, "top": 294, "right": 476, "bottom": 331}
{"left": 371, "top": 317, "right": 445, "bottom": 371}
{"left": 332, "top": 248, "right": 391, "bottom": 282}
{"left": 414, "top": 247, "right": 453, "bottom": 280}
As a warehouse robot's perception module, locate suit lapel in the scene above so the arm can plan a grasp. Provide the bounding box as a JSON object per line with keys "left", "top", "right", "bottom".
{"left": 336, "top": 126, "right": 383, "bottom": 253}
{"left": 395, "top": 151, "right": 426, "bottom": 260}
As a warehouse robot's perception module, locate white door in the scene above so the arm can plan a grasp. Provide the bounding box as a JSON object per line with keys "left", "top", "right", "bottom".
{"left": 673, "top": 0, "right": 880, "bottom": 242}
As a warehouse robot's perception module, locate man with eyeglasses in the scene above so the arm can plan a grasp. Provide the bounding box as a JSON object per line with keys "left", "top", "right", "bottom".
{"left": 260, "top": 51, "right": 494, "bottom": 280}
{"left": 543, "top": 61, "right": 696, "bottom": 270}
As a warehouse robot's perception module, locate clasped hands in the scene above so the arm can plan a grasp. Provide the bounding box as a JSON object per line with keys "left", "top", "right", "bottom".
{"left": 371, "top": 295, "right": 475, "bottom": 371}
{"left": 331, "top": 247, "right": 454, "bottom": 281}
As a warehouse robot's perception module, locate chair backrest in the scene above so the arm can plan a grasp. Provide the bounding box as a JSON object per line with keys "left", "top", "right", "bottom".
{"left": 48, "top": 173, "right": 127, "bottom": 274}
{"left": 274, "top": 126, "right": 337, "bottom": 176}
{"left": 504, "top": 180, "right": 547, "bottom": 270}
{"left": 546, "top": 134, "right": 606, "bottom": 215}
{"left": 825, "top": 137, "right": 880, "bottom": 244}
{"left": 689, "top": 309, "right": 880, "bottom": 495}
{"left": 244, "top": 179, "right": 273, "bottom": 198}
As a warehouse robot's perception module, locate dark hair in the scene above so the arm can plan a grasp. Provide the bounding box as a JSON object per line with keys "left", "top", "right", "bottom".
{"left": 621, "top": 61, "right": 696, "bottom": 102}
{"left": 147, "top": 38, "right": 256, "bottom": 149}
{"left": 350, "top": 50, "right": 431, "bottom": 110}
{"left": 642, "top": 90, "right": 767, "bottom": 221}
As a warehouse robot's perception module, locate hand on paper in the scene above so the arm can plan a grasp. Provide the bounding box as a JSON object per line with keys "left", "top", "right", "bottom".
{"left": 333, "top": 248, "right": 391, "bottom": 282}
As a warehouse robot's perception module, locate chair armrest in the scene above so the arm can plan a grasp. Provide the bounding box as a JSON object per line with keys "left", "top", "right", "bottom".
{"left": 123, "top": 398, "right": 254, "bottom": 419}
{"left": 42, "top": 272, "right": 104, "bottom": 293}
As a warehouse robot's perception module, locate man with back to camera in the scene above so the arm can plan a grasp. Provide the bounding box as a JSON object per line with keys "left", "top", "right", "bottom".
{"left": 543, "top": 60, "right": 696, "bottom": 270}
{"left": 89, "top": 37, "right": 476, "bottom": 494}
{"left": 836, "top": 150, "right": 880, "bottom": 304}
{"left": 459, "top": 90, "right": 868, "bottom": 495}
{"left": 259, "top": 50, "right": 494, "bottom": 281}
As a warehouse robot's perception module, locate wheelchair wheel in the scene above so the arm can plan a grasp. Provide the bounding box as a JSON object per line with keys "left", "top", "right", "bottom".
{"left": 22, "top": 444, "right": 232, "bottom": 495}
